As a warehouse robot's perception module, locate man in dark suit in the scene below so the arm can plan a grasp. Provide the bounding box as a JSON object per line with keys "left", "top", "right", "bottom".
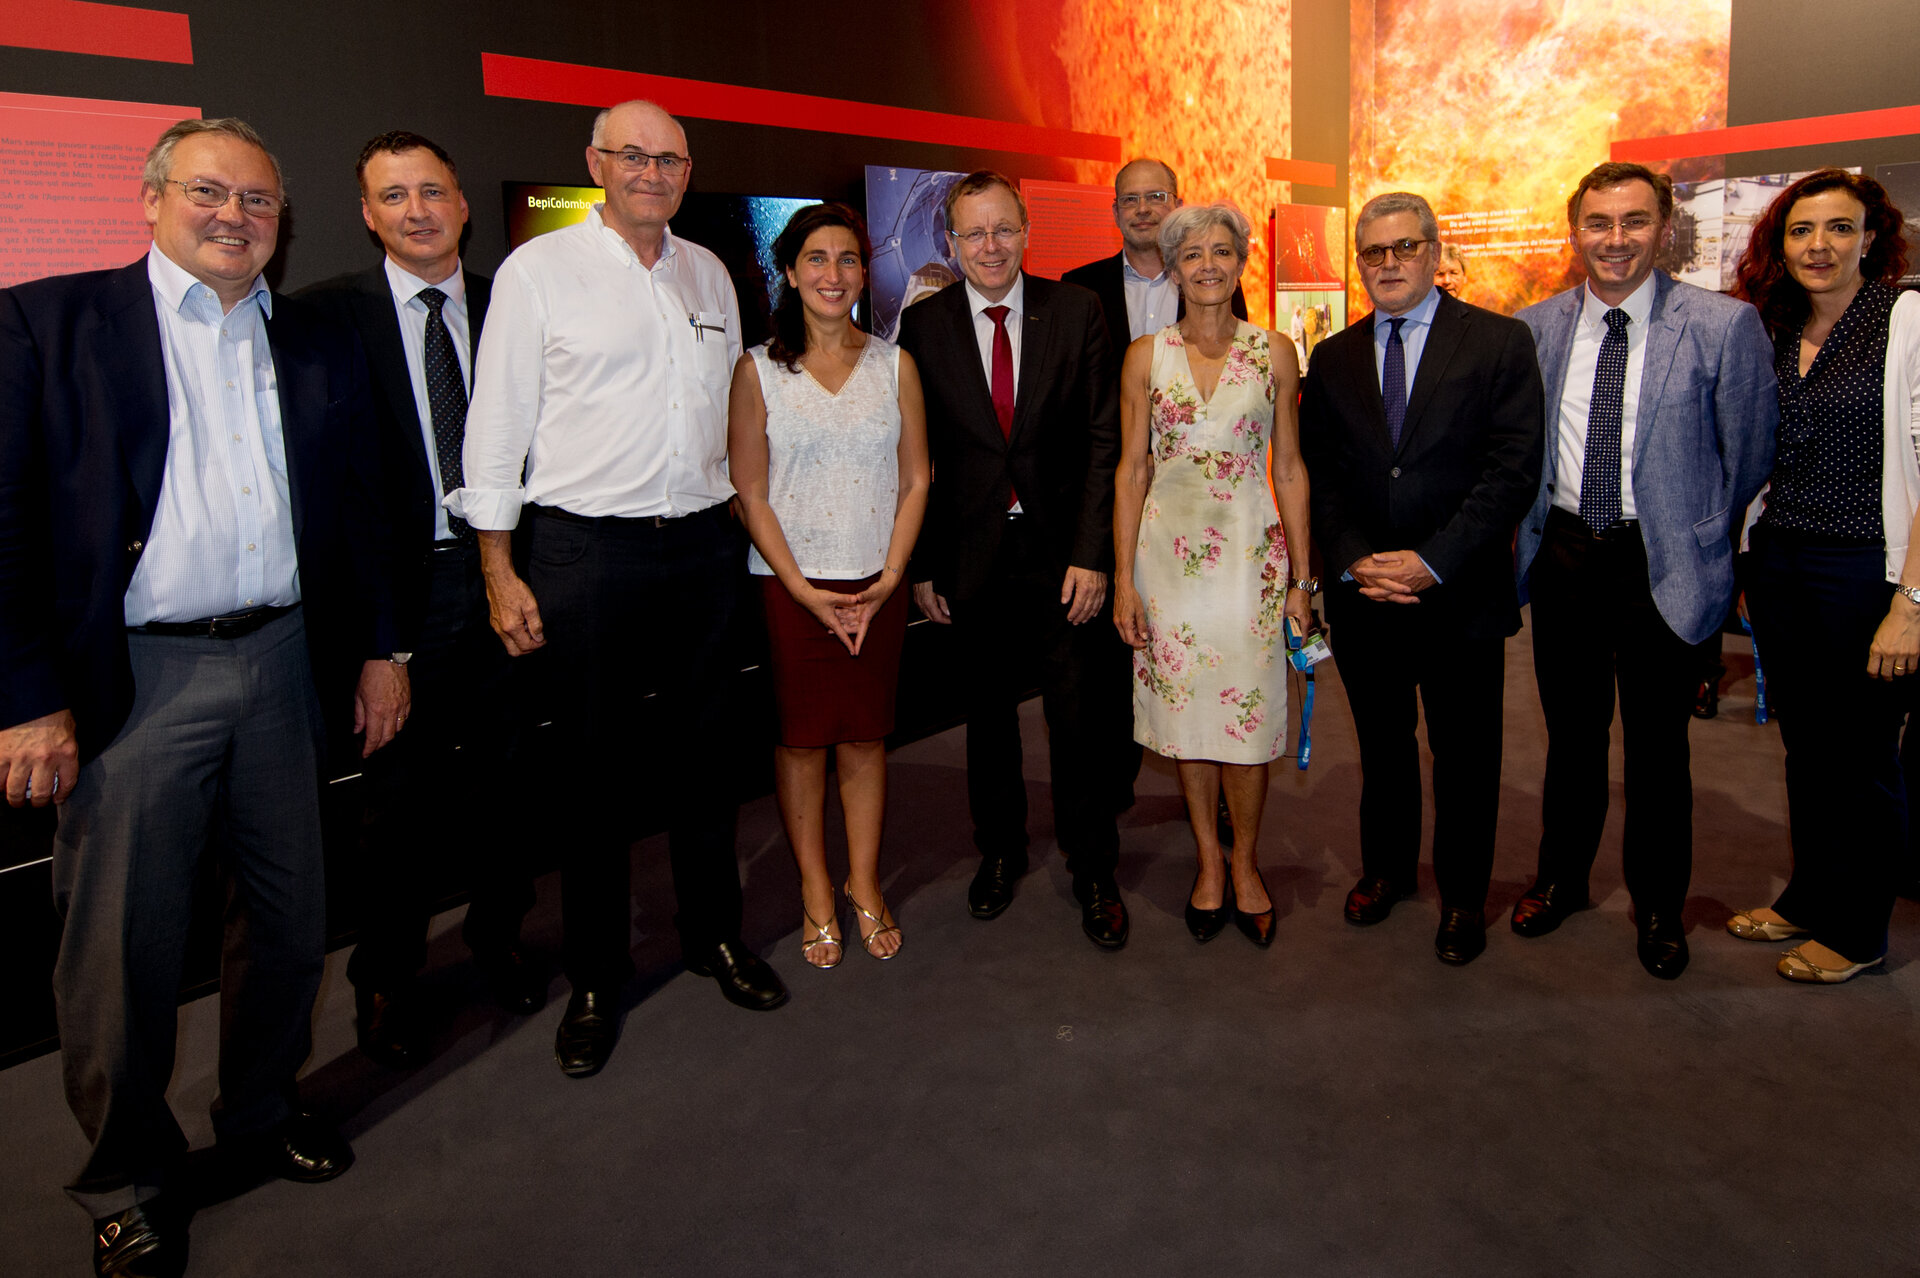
{"left": 1510, "top": 161, "right": 1777, "bottom": 978}
{"left": 1061, "top": 157, "right": 1247, "bottom": 357}
{"left": 0, "top": 117, "right": 401, "bottom": 1277}
{"left": 299, "top": 131, "right": 540, "bottom": 1069}
{"left": 898, "top": 170, "right": 1133, "bottom": 949}
{"left": 1298, "top": 190, "right": 1544, "bottom": 966}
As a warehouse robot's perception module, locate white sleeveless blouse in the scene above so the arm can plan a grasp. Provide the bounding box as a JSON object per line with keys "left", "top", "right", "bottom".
{"left": 746, "top": 336, "right": 903, "bottom": 579}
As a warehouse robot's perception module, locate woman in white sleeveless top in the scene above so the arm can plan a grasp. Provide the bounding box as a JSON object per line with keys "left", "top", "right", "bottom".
{"left": 728, "top": 204, "right": 930, "bottom": 969}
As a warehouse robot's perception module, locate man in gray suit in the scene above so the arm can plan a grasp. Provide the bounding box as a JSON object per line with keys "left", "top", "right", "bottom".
{"left": 1510, "top": 160, "right": 1777, "bottom": 978}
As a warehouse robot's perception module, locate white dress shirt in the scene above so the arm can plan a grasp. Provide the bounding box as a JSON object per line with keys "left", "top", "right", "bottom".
{"left": 1121, "top": 254, "right": 1180, "bottom": 342}
{"left": 447, "top": 207, "right": 742, "bottom": 527}
{"left": 124, "top": 249, "right": 298, "bottom": 624}
{"left": 1371, "top": 283, "right": 1443, "bottom": 399}
{"left": 385, "top": 257, "right": 471, "bottom": 542}
{"left": 1553, "top": 273, "right": 1657, "bottom": 520}
{"left": 964, "top": 273, "right": 1026, "bottom": 513}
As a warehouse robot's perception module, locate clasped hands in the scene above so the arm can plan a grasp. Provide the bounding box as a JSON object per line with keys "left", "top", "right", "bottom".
{"left": 801, "top": 578, "right": 898, "bottom": 656}
{"left": 1350, "top": 550, "right": 1434, "bottom": 604}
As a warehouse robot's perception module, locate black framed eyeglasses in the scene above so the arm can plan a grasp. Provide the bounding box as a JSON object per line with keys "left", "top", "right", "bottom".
{"left": 1356, "top": 238, "right": 1432, "bottom": 266}
{"left": 166, "top": 180, "right": 286, "bottom": 218}
{"left": 591, "top": 148, "right": 689, "bottom": 175}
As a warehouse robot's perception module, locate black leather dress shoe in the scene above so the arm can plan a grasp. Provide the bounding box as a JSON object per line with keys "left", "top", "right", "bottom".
{"left": 1636, "top": 914, "right": 1690, "bottom": 980}
{"left": 555, "top": 989, "right": 619, "bottom": 1077}
{"left": 687, "top": 941, "right": 790, "bottom": 1011}
{"left": 967, "top": 854, "right": 1027, "bottom": 920}
{"left": 1184, "top": 872, "right": 1230, "bottom": 943}
{"left": 1072, "top": 877, "right": 1130, "bottom": 949}
{"left": 1510, "top": 880, "right": 1589, "bottom": 937}
{"left": 1435, "top": 907, "right": 1487, "bottom": 965}
{"left": 1344, "top": 874, "right": 1413, "bottom": 926}
{"left": 93, "top": 1201, "right": 185, "bottom": 1278}
{"left": 476, "top": 945, "right": 546, "bottom": 1015}
{"left": 354, "top": 986, "right": 424, "bottom": 1069}
{"left": 232, "top": 1111, "right": 354, "bottom": 1183}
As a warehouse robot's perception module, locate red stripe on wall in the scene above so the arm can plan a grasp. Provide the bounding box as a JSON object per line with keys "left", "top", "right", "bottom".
{"left": 0, "top": 0, "right": 192, "bottom": 64}
{"left": 1265, "top": 157, "right": 1336, "bottom": 186}
{"left": 481, "top": 53, "right": 1121, "bottom": 164}
{"left": 1612, "top": 104, "right": 1920, "bottom": 163}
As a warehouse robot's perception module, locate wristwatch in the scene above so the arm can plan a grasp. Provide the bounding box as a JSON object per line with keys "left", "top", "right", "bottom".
{"left": 1291, "top": 576, "right": 1321, "bottom": 595}
{"left": 389, "top": 652, "right": 413, "bottom": 667}
{"left": 1897, "top": 586, "right": 1920, "bottom": 608}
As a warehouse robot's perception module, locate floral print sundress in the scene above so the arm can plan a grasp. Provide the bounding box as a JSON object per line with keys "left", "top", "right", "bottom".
{"left": 1132, "top": 321, "right": 1289, "bottom": 763}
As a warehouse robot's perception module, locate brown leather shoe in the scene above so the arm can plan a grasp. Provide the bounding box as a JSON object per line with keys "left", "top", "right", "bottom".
{"left": 1344, "top": 874, "right": 1413, "bottom": 926}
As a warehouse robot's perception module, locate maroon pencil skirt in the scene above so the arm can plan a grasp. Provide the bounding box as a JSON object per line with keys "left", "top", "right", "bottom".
{"left": 759, "top": 571, "right": 909, "bottom": 748}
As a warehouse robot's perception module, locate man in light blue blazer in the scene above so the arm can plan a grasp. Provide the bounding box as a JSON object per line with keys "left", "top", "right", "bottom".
{"left": 1510, "top": 161, "right": 1777, "bottom": 979}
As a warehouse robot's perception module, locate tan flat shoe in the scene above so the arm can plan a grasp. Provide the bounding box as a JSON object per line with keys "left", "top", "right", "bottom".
{"left": 1726, "top": 908, "right": 1808, "bottom": 942}
{"left": 1777, "top": 944, "right": 1883, "bottom": 984}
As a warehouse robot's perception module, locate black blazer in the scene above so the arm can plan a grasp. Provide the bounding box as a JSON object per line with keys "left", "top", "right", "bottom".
{"left": 297, "top": 262, "right": 492, "bottom": 648}
{"left": 0, "top": 256, "right": 395, "bottom": 760}
{"left": 1297, "top": 289, "right": 1544, "bottom": 639}
{"left": 1058, "top": 251, "right": 1247, "bottom": 364}
{"left": 896, "top": 276, "right": 1119, "bottom": 604}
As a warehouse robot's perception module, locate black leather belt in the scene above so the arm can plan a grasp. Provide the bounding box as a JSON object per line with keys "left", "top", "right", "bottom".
{"left": 129, "top": 602, "right": 299, "bottom": 639}
{"left": 532, "top": 502, "right": 725, "bottom": 531}
{"left": 1547, "top": 505, "right": 1640, "bottom": 542}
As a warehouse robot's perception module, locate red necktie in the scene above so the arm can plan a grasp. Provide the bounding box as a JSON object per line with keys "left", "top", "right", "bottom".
{"left": 985, "top": 304, "right": 1016, "bottom": 508}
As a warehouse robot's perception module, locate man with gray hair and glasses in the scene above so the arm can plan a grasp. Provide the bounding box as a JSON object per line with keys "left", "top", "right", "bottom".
{"left": 449, "top": 100, "right": 788, "bottom": 1083}
{"left": 1298, "top": 190, "right": 1544, "bottom": 967}
{"left": 0, "top": 116, "right": 400, "bottom": 1276}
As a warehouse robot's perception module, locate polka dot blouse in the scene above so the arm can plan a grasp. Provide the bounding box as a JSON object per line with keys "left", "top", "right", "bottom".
{"left": 1760, "top": 280, "right": 1898, "bottom": 542}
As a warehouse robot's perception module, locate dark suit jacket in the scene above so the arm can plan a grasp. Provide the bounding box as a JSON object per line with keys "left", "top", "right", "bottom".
{"left": 0, "top": 256, "right": 396, "bottom": 761}
{"left": 297, "top": 262, "right": 492, "bottom": 648}
{"left": 1059, "top": 251, "right": 1247, "bottom": 365}
{"left": 896, "top": 276, "right": 1119, "bottom": 604}
{"left": 1298, "top": 289, "right": 1545, "bottom": 640}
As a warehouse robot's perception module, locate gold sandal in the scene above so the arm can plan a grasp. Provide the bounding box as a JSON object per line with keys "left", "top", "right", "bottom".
{"left": 801, "top": 907, "right": 842, "bottom": 970}
{"left": 844, "top": 881, "right": 901, "bottom": 960}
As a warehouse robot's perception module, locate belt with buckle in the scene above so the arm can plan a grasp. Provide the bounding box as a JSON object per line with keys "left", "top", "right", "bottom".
{"left": 129, "top": 602, "right": 300, "bottom": 639}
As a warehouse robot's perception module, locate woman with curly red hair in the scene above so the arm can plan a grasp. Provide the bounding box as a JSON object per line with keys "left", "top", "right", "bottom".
{"left": 1730, "top": 168, "right": 1918, "bottom": 983}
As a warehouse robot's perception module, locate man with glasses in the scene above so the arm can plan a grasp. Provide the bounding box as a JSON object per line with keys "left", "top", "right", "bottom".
{"left": 1298, "top": 190, "right": 1544, "bottom": 967}
{"left": 449, "top": 99, "right": 787, "bottom": 1081}
{"left": 897, "top": 170, "right": 1133, "bottom": 948}
{"left": 0, "top": 116, "right": 399, "bottom": 1276}
{"left": 299, "top": 131, "right": 543, "bottom": 1068}
{"left": 1509, "top": 161, "right": 1776, "bottom": 979}
{"left": 1062, "top": 157, "right": 1246, "bottom": 354}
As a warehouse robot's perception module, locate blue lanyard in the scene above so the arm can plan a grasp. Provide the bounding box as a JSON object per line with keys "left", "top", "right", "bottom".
{"left": 1741, "top": 614, "right": 1767, "bottom": 724}
{"left": 1297, "top": 668, "right": 1315, "bottom": 770}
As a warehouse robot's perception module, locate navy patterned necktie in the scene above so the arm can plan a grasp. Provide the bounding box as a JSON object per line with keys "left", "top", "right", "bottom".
{"left": 1579, "top": 307, "right": 1631, "bottom": 533}
{"left": 419, "top": 287, "right": 470, "bottom": 540}
{"left": 1382, "top": 316, "right": 1407, "bottom": 447}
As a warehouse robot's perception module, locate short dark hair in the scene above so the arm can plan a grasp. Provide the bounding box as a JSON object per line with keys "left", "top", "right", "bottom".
{"left": 355, "top": 131, "right": 459, "bottom": 194}
{"left": 1731, "top": 167, "right": 1912, "bottom": 333}
{"left": 1567, "top": 161, "right": 1672, "bottom": 226}
{"left": 943, "top": 170, "right": 1028, "bottom": 232}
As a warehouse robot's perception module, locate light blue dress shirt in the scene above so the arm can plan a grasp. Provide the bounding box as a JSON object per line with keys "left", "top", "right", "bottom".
{"left": 124, "top": 250, "right": 298, "bottom": 625}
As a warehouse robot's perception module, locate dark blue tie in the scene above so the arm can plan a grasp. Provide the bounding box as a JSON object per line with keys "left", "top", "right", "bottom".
{"left": 1579, "top": 308, "right": 1631, "bottom": 533}
{"left": 1382, "top": 316, "right": 1407, "bottom": 448}
{"left": 419, "top": 287, "right": 471, "bottom": 540}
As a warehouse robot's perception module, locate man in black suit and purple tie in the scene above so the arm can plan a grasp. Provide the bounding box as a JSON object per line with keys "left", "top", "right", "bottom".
{"left": 1297, "top": 190, "right": 1544, "bottom": 967}
{"left": 299, "top": 131, "right": 542, "bottom": 1070}
{"left": 897, "top": 170, "right": 1133, "bottom": 949}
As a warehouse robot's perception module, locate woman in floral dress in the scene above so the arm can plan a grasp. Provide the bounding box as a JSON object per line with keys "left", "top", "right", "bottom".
{"left": 1113, "top": 203, "right": 1314, "bottom": 947}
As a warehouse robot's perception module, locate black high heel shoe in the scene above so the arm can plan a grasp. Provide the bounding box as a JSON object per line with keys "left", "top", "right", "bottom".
{"left": 1184, "top": 871, "right": 1231, "bottom": 943}
{"left": 1233, "top": 870, "right": 1277, "bottom": 947}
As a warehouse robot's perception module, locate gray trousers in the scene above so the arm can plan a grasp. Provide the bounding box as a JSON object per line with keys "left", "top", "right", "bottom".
{"left": 52, "top": 609, "right": 327, "bottom": 1217}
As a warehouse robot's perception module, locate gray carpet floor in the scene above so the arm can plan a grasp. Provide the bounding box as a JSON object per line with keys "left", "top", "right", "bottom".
{"left": 4, "top": 625, "right": 1918, "bottom": 1277}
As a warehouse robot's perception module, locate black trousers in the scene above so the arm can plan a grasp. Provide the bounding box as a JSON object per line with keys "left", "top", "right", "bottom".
{"left": 1528, "top": 508, "right": 1700, "bottom": 915}
{"left": 1743, "top": 525, "right": 1908, "bottom": 962}
{"left": 525, "top": 504, "right": 747, "bottom": 990}
{"left": 948, "top": 517, "right": 1132, "bottom": 880}
{"left": 346, "top": 542, "right": 535, "bottom": 993}
{"left": 1329, "top": 590, "right": 1505, "bottom": 911}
